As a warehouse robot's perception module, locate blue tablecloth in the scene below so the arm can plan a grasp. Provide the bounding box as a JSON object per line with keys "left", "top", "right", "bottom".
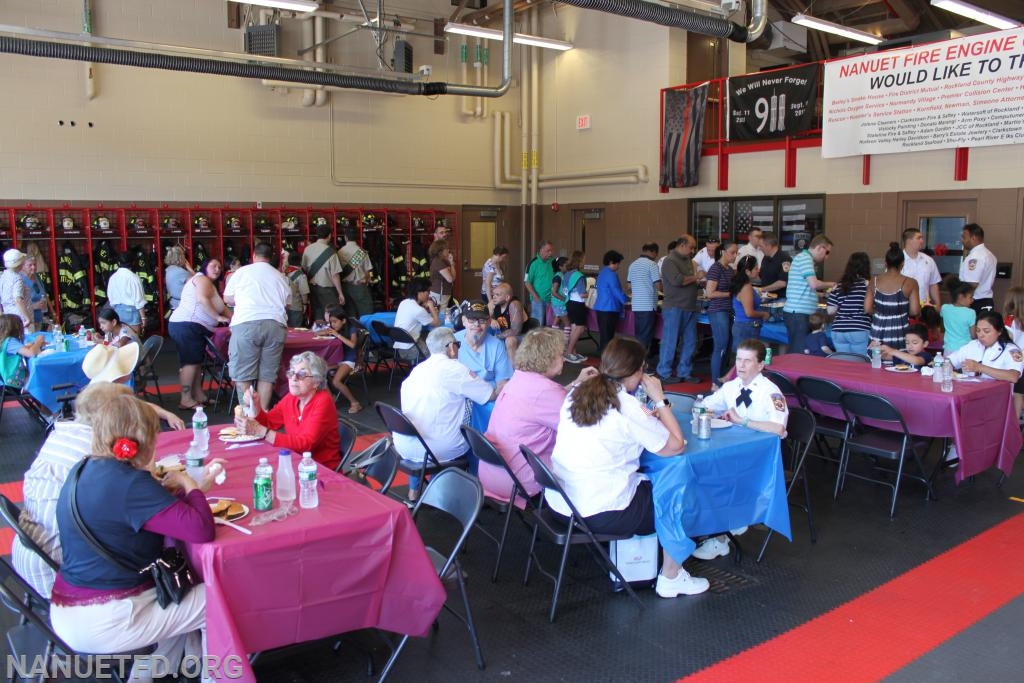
{"left": 24, "top": 333, "right": 91, "bottom": 412}
{"left": 359, "top": 312, "right": 397, "bottom": 345}
{"left": 639, "top": 405, "right": 790, "bottom": 564}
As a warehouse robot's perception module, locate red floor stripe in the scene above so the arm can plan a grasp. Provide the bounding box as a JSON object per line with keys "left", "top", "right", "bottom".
{"left": 681, "top": 512, "right": 1024, "bottom": 682}
{"left": 0, "top": 481, "right": 23, "bottom": 504}
{"left": 0, "top": 528, "right": 13, "bottom": 556}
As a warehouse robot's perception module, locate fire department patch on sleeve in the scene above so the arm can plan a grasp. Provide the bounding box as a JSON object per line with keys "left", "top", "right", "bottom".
{"left": 1011, "top": 350, "right": 1023, "bottom": 363}
{"left": 782, "top": 262, "right": 791, "bottom": 273}
{"left": 771, "top": 393, "right": 786, "bottom": 412}
{"left": 968, "top": 259, "right": 977, "bottom": 271}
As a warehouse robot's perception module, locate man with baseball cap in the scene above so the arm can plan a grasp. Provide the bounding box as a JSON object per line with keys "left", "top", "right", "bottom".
{"left": 456, "top": 303, "right": 513, "bottom": 394}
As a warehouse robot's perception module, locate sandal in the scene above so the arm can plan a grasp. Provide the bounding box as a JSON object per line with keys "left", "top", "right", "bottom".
{"left": 348, "top": 403, "right": 364, "bottom": 414}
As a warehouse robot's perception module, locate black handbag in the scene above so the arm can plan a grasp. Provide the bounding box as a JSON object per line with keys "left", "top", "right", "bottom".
{"left": 67, "top": 459, "right": 199, "bottom": 609}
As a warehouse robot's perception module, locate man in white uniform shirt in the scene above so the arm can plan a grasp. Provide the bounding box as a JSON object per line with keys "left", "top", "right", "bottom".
{"left": 693, "top": 236, "right": 719, "bottom": 275}
{"left": 395, "top": 326, "right": 495, "bottom": 499}
{"left": 901, "top": 228, "right": 942, "bottom": 309}
{"left": 105, "top": 253, "right": 148, "bottom": 336}
{"left": 223, "top": 242, "right": 292, "bottom": 410}
{"left": 959, "top": 223, "right": 997, "bottom": 313}
{"left": 737, "top": 229, "right": 765, "bottom": 267}
{"left": 691, "top": 339, "right": 788, "bottom": 561}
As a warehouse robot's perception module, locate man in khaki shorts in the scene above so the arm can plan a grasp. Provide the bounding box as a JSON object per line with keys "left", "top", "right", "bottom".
{"left": 224, "top": 242, "right": 291, "bottom": 410}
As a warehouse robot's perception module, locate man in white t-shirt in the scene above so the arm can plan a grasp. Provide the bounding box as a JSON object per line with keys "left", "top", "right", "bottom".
{"left": 692, "top": 339, "right": 788, "bottom": 561}
{"left": 693, "top": 236, "right": 720, "bottom": 275}
{"left": 737, "top": 229, "right": 765, "bottom": 267}
{"left": 959, "top": 223, "right": 997, "bottom": 313}
{"left": 223, "top": 242, "right": 291, "bottom": 410}
{"left": 901, "top": 228, "right": 941, "bottom": 309}
{"left": 392, "top": 278, "right": 440, "bottom": 360}
{"left": 395, "top": 326, "right": 495, "bottom": 498}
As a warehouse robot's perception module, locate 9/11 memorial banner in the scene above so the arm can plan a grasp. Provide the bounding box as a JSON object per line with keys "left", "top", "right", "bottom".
{"left": 727, "top": 64, "right": 819, "bottom": 140}
{"left": 822, "top": 27, "right": 1024, "bottom": 158}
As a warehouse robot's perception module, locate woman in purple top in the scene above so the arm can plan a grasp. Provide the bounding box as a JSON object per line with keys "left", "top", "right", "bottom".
{"left": 50, "top": 394, "right": 222, "bottom": 676}
{"left": 705, "top": 242, "right": 738, "bottom": 388}
{"left": 482, "top": 328, "right": 597, "bottom": 503}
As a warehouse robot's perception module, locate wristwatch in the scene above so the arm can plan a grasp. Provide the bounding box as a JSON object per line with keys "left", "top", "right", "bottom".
{"left": 651, "top": 399, "right": 672, "bottom": 410}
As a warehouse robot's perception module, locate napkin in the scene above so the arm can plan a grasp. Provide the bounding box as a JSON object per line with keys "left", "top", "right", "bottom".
{"left": 920, "top": 366, "right": 934, "bottom": 377}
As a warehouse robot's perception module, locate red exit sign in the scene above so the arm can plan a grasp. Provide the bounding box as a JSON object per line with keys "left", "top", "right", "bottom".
{"left": 576, "top": 114, "right": 591, "bottom": 130}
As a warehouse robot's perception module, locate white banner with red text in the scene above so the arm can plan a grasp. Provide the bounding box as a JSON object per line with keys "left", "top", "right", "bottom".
{"left": 822, "top": 27, "right": 1024, "bottom": 159}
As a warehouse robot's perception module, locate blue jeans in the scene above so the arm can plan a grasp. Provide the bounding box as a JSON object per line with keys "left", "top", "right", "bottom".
{"left": 832, "top": 329, "right": 871, "bottom": 356}
{"left": 633, "top": 310, "right": 656, "bottom": 354}
{"left": 530, "top": 298, "right": 548, "bottom": 326}
{"left": 783, "top": 311, "right": 810, "bottom": 355}
{"left": 113, "top": 304, "right": 141, "bottom": 326}
{"left": 708, "top": 310, "right": 732, "bottom": 384}
{"left": 732, "top": 321, "right": 762, "bottom": 352}
{"left": 657, "top": 308, "right": 698, "bottom": 378}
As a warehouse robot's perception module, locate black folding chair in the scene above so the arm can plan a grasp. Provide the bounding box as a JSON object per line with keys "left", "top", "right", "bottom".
{"left": 663, "top": 392, "right": 697, "bottom": 416}
{"left": 0, "top": 558, "right": 153, "bottom": 683}
{"left": 796, "top": 376, "right": 850, "bottom": 471}
{"left": 520, "top": 446, "right": 643, "bottom": 623}
{"left": 386, "top": 326, "right": 424, "bottom": 391}
{"left": 0, "top": 494, "right": 60, "bottom": 588}
{"left": 762, "top": 370, "right": 804, "bottom": 408}
{"left": 338, "top": 436, "right": 400, "bottom": 495}
{"left": 0, "top": 357, "right": 50, "bottom": 431}
{"left": 337, "top": 421, "right": 357, "bottom": 468}
{"left": 377, "top": 469, "right": 485, "bottom": 681}
{"left": 826, "top": 352, "right": 870, "bottom": 363}
{"left": 327, "top": 330, "right": 370, "bottom": 402}
{"left": 202, "top": 337, "right": 236, "bottom": 414}
{"left": 368, "top": 320, "right": 397, "bottom": 377}
{"left": 461, "top": 426, "right": 536, "bottom": 583}
{"left": 375, "top": 402, "right": 469, "bottom": 498}
{"left": 757, "top": 407, "right": 817, "bottom": 562}
{"left": 134, "top": 335, "right": 164, "bottom": 405}
{"left": 837, "top": 391, "right": 934, "bottom": 518}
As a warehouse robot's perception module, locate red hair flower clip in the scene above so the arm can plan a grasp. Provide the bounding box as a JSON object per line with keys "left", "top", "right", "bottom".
{"left": 113, "top": 437, "right": 138, "bottom": 460}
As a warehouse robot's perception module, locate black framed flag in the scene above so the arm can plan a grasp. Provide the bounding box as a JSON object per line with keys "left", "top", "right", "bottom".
{"left": 727, "top": 64, "right": 818, "bottom": 141}
{"left": 660, "top": 83, "right": 709, "bottom": 189}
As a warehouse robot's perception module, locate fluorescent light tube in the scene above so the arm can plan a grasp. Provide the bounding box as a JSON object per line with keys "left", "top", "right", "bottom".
{"left": 792, "top": 13, "right": 884, "bottom": 45}
{"left": 931, "top": 0, "right": 1020, "bottom": 30}
{"left": 444, "top": 22, "right": 573, "bottom": 51}
{"left": 233, "top": 0, "right": 319, "bottom": 13}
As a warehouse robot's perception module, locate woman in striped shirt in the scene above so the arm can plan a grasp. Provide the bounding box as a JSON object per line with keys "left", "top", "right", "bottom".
{"left": 827, "top": 252, "right": 875, "bottom": 357}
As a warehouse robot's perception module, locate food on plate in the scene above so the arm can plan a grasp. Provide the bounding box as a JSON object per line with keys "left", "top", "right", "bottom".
{"left": 209, "top": 501, "right": 245, "bottom": 519}
{"left": 894, "top": 364, "right": 910, "bottom": 371}
{"left": 154, "top": 462, "right": 185, "bottom": 478}
{"left": 219, "top": 426, "right": 240, "bottom": 437}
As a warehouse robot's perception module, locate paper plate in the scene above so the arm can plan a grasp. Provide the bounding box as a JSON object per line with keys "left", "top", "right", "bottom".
{"left": 210, "top": 501, "right": 250, "bottom": 522}
{"left": 709, "top": 418, "right": 732, "bottom": 429}
{"left": 884, "top": 365, "right": 918, "bottom": 373}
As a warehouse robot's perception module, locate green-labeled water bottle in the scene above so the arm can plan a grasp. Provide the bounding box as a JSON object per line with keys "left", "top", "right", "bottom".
{"left": 253, "top": 457, "right": 274, "bottom": 511}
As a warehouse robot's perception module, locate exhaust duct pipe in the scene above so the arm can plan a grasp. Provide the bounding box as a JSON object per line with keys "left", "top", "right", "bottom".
{"left": 556, "top": 0, "right": 767, "bottom": 43}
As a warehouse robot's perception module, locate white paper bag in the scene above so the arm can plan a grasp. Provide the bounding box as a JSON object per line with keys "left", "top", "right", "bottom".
{"left": 609, "top": 533, "right": 659, "bottom": 585}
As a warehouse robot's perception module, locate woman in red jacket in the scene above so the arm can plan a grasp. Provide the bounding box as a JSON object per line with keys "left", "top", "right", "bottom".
{"left": 235, "top": 351, "right": 341, "bottom": 470}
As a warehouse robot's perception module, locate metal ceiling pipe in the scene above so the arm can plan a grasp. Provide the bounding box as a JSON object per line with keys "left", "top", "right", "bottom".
{"left": 557, "top": 0, "right": 767, "bottom": 43}
{"left": 0, "top": 0, "right": 514, "bottom": 98}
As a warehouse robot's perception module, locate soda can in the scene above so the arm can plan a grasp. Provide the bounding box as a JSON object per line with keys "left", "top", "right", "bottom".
{"left": 253, "top": 475, "right": 273, "bottom": 511}
{"left": 697, "top": 413, "right": 712, "bottom": 440}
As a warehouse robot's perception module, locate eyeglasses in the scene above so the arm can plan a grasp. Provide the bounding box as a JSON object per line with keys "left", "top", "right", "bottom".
{"left": 464, "top": 318, "right": 487, "bottom": 325}
{"left": 285, "top": 370, "right": 316, "bottom": 380}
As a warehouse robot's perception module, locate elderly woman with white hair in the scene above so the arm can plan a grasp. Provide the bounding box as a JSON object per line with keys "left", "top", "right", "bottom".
{"left": 235, "top": 351, "right": 341, "bottom": 469}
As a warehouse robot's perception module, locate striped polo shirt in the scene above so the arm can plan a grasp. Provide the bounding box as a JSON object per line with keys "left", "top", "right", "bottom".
{"left": 626, "top": 256, "right": 661, "bottom": 313}
{"left": 784, "top": 250, "right": 819, "bottom": 315}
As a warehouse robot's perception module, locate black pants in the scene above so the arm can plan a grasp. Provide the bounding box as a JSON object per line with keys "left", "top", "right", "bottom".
{"left": 596, "top": 311, "right": 620, "bottom": 354}
{"left": 972, "top": 298, "right": 995, "bottom": 314}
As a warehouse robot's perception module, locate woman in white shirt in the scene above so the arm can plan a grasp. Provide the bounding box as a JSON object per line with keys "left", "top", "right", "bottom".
{"left": 548, "top": 337, "right": 709, "bottom": 598}
{"left": 946, "top": 311, "right": 1024, "bottom": 383}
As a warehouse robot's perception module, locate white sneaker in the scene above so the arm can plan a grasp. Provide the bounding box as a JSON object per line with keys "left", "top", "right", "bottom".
{"left": 691, "top": 535, "right": 731, "bottom": 560}
{"left": 655, "top": 568, "right": 710, "bottom": 597}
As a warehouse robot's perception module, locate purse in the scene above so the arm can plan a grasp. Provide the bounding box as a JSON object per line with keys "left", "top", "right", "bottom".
{"left": 67, "top": 459, "right": 199, "bottom": 609}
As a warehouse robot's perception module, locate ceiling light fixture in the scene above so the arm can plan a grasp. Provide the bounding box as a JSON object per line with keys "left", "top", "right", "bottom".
{"left": 930, "top": 0, "right": 1021, "bottom": 30}
{"left": 233, "top": 0, "right": 319, "bottom": 13}
{"left": 444, "top": 22, "right": 573, "bottom": 51}
{"left": 791, "top": 13, "right": 884, "bottom": 45}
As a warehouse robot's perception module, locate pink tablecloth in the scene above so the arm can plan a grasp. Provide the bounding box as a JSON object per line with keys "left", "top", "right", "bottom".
{"left": 160, "top": 432, "right": 445, "bottom": 683}
{"left": 212, "top": 327, "right": 347, "bottom": 396}
{"left": 769, "top": 355, "right": 1022, "bottom": 483}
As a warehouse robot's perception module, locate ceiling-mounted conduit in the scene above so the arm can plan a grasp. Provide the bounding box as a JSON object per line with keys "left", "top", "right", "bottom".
{"left": 557, "top": 0, "right": 767, "bottom": 43}
{"left": 0, "top": 0, "right": 514, "bottom": 97}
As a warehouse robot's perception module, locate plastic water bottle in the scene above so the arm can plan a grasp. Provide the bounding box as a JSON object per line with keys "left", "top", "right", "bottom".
{"left": 634, "top": 383, "right": 648, "bottom": 408}
{"left": 253, "top": 458, "right": 274, "bottom": 511}
{"left": 692, "top": 394, "right": 705, "bottom": 430}
{"left": 53, "top": 328, "right": 64, "bottom": 352}
{"left": 192, "top": 406, "right": 209, "bottom": 457}
{"left": 870, "top": 346, "right": 882, "bottom": 369}
{"left": 932, "top": 351, "right": 944, "bottom": 384}
{"left": 298, "top": 452, "right": 319, "bottom": 509}
{"left": 276, "top": 449, "right": 296, "bottom": 506}
{"left": 765, "top": 348, "right": 773, "bottom": 366}
{"left": 942, "top": 359, "right": 954, "bottom": 393}
{"left": 185, "top": 440, "right": 205, "bottom": 482}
